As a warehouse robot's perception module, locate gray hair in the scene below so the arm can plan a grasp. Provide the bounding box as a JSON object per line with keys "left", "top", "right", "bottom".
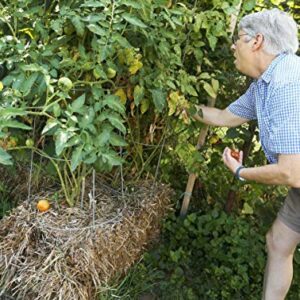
{"left": 238, "top": 8, "right": 299, "bottom": 55}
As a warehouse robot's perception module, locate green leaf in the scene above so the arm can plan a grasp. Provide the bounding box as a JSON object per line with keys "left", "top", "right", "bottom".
{"left": 71, "top": 15, "right": 85, "bottom": 37}
{"left": 199, "top": 72, "right": 211, "bottom": 80}
{"left": 80, "top": 0, "right": 106, "bottom": 7}
{"left": 0, "top": 108, "right": 27, "bottom": 118}
{"left": 20, "top": 63, "right": 44, "bottom": 72}
{"left": 110, "top": 133, "right": 128, "bottom": 147}
{"left": 87, "top": 24, "right": 106, "bottom": 36}
{"left": 0, "top": 120, "right": 31, "bottom": 130}
{"left": 120, "top": 0, "right": 142, "bottom": 9}
{"left": 186, "top": 85, "right": 198, "bottom": 97}
{"left": 194, "top": 13, "right": 204, "bottom": 33}
{"left": 78, "top": 107, "right": 95, "bottom": 129}
{"left": 42, "top": 120, "right": 59, "bottom": 135}
{"left": 207, "top": 35, "right": 218, "bottom": 51}
{"left": 65, "top": 135, "right": 81, "bottom": 147}
{"left": 102, "top": 95, "right": 125, "bottom": 114}
{"left": 71, "top": 94, "right": 86, "bottom": 111}
{"left": 71, "top": 145, "right": 83, "bottom": 171}
{"left": 55, "top": 130, "right": 74, "bottom": 156}
{"left": 12, "top": 73, "right": 26, "bottom": 90}
{"left": 112, "top": 33, "right": 132, "bottom": 48}
{"left": 243, "top": 0, "right": 256, "bottom": 11}
{"left": 101, "top": 152, "right": 123, "bottom": 166}
{"left": 53, "top": 103, "right": 61, "bottom": 117}
{"left": 96, "top": 127, "right": 111, "bottom": 146}
{"left": 122, "top": 13, "right": 147, "bottom": 28}
{"left": 2, "top": 75, "right": 15, "bottom": 86}
{"left": 84, "top": 151, "right": 97, "bottom": 164}
{"left": 107, "top": 115, "right": 126, "bottom": 134}
{"left": 50, "top": 19, "right": 63, "bottom": 35}
{"left": 21, "top": 72, "right": 39, "bottom": 96}
{"left": 0, "top": 147, "right": 13, "bottom": 165}
{"left": 151, "top": 89, "right": 166, "bottom": 112}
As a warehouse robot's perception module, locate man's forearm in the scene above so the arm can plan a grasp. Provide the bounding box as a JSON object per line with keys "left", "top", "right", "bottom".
{"left": 239, "top": 164, "right": 299, "bottom": 187}
{"left": 192, "top": 106, "right": 223, "bottom": 126}
{"left": 192, "top": 106, "right": 248, "bottom": 127}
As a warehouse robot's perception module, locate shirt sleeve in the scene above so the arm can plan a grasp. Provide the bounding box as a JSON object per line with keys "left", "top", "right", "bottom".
{"left": 227, "top": 82, "right": 257, "bottom": 120}
{"left": 269, "top": 82, "right": 300, "bottom": 154}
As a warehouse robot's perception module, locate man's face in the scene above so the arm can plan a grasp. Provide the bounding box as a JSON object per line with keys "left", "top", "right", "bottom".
{"left": 231, "top": 31, "right": 254, "bottom": 75}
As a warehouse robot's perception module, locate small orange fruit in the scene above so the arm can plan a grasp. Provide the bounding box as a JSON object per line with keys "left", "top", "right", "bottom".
{"left": 37, "top": 199, "right": 50, "bottom": 212}
{"left": 231, "top": 150, "right": 240, "bottom": 160}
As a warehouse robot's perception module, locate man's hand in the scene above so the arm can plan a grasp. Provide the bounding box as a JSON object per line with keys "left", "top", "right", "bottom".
{"left": 222, "top": 147, "right": 243, "bottom": 174}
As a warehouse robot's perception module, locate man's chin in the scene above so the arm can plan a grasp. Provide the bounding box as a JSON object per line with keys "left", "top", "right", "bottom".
{"left": 235, "top": 63, "right": 246, "bottom": 75}
{"left": 234, "top": 60, "right": 240, "bottom": 70}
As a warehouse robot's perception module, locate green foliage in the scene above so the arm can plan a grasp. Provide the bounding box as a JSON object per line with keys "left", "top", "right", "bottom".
{"left": 105, "top": 206, "right": 300, "bottom": 300}
{"left": 144, "top": 209, "right": 267, "bottom": 300}
{"left": 0, "top": 180, "right": 14, "bottom": 219}
{"left": 0, "top": 0, "right": 244, "bottom": 204}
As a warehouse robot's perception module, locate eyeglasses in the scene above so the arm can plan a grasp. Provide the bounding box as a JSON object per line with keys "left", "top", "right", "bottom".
{"left": 232, "top": 33, "right": 251, "bottom": 45}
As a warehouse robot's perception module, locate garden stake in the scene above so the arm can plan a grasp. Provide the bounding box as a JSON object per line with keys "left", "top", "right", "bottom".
{"left": 180, "top": 96, "right": 217, "bottom": 218}
{"left": 27, "top": 118, "right": 36, "bottom": 203}
{"left": 119, "top": 133, "right": 125, "bottom": 198}
{"left": 80, "top": 177, "right": 85, "bottom": 209}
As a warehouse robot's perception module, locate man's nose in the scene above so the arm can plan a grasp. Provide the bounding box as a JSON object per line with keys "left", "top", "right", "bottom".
{"left": 231, "top": 43, "right": 236, "bottom": 52}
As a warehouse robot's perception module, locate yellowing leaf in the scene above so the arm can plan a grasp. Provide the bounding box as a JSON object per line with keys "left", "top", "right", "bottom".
{"left": 133, "top": 85, "right": 144, "bottom": 105}
{"left": 140, "top": 98, "right": 150, "bottom": 114}
{"left": 129, "top": 59, "right": 143, "bottom": 75}
{"left": 18, "top": 28, "right": 34, "bottom": 39}
{"left": 168, "top": 91, "right": 189, "bottom": 116}
{"left": 114, "top": 88, "right": 127, "bottom": 105}
{"left": 168, "top": 91, "right": 180, "bottom": 116}
{"left": 242, "top": 203, "right": 254, "bottom": 215}
{"left": 118, "top": 48, "right": 135, "bottom": 65}
{"left": 0, "top": 81, "right": 3, "bottom": 92}
{"left": 211, "top": 78, "right": 219, "bottom": 94}
{"left": 203, "top": 82, "right": 217, "bottom": 99}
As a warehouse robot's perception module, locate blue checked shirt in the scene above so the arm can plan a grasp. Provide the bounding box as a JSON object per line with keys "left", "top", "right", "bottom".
{"left": 228, "top": 53, "right": 300, "bottom": 164}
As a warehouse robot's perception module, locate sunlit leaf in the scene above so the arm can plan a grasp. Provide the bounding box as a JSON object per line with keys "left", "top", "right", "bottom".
{"left": 122, "top": 13, "right": 147, "bottom": 28}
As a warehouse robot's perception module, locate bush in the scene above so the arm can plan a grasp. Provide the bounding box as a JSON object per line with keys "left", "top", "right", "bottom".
{"left": 111, "top": 205, "right": 300, "bottom": 300}
{"left": 147, "top": 209, "right": 266, "bottom": 299}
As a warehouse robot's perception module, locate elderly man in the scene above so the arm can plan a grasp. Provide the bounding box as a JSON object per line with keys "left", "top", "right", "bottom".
{"left": 192, "top": 8, "right": 300, "bottom": 300}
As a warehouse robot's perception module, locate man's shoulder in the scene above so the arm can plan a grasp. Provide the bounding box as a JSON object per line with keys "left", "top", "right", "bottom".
{"left": 272, "top": 54, "right": 300, "bottom": 84}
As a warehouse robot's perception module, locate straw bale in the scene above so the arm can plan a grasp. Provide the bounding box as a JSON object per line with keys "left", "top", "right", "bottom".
{"left": 0, "top": 180, "right": 173, "bottom": 300}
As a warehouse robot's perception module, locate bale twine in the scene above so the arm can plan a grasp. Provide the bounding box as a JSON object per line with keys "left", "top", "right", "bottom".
{"left": 0, "top": 180, "right": 173, "bottom": 300}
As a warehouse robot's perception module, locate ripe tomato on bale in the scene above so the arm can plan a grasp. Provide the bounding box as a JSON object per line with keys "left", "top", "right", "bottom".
{"left": 37, "top": 199, "right": 50, "bottom": 212}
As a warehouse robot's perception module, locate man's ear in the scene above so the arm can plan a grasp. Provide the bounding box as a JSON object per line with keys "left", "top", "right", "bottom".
{"left": 252, "top": 34, "right": 264, "bottom": 51}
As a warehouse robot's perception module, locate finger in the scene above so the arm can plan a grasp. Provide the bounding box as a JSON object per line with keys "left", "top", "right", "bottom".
{"left": 223, "top": 147, "right": 231, "bottom": 163}
{"left": 222, "top": 147, "right": 229, "bottom": 160}
{"left": 239, "top": 150, "right": 244, "bottom": 164}
{"left": 222, "top": 149, "right": 227, "bottom": 163}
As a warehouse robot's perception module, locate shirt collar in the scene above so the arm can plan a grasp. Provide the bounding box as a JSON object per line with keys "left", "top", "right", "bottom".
{"left": 260, "top": 52, "right": 288, "bottom": 83}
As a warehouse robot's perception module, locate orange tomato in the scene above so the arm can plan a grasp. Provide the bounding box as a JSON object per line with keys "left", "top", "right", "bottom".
{"left": 231, "top": 150, "right": 240, "bottom": 160}
{"left": 37, "top": 199, "right": 50, "bottom": 212}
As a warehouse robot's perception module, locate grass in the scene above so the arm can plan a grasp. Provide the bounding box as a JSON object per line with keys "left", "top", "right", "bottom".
{"left": 0, "top": 180, "right": 16, "bottom": 219}
{"left": 98, "top": 260, "right": 158, "bottom": 300}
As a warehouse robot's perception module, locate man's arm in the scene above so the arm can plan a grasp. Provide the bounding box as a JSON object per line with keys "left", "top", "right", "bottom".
{"left": 223, "top": 148, "right": 300, "bottom": 187}
{"left": 192, "top": 106, "right": 249, "bottom": 127}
